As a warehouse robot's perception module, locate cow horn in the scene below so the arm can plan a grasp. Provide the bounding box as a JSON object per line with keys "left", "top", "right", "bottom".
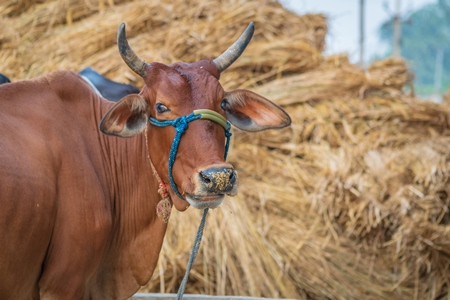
{"left": 117, "top": 22, "right": 147, "bottom": 78}
{"left": 213, "top": 22, "right": 255, "bottom": 72}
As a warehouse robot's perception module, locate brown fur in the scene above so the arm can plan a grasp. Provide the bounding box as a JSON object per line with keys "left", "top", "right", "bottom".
{"left": 0, "top": 71, "right": 165, "bottom": 299}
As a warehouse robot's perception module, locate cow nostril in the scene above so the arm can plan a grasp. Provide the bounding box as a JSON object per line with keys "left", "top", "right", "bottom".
{"left": 200, "top": 171, "right": 212, "bottom": 184}
{"left": 229, "top": 171, "right": 236, "bottom": 184}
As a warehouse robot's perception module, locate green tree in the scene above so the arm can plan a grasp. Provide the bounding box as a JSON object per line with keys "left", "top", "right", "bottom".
{"left": 378, "top": 1, "right": 450, "bottom": 93}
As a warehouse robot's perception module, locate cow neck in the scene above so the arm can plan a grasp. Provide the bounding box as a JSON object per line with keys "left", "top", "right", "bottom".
{"left": 144, "top": 126, "right": 172, "bottom": 223}
{"left": 98, "top": 101, "right": 167, "bottom": 293}
{"left": 97, "top": 99, "right": 164, "bottom": 230}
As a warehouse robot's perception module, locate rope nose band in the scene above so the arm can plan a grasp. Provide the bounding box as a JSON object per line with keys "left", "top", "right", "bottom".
{"left": 148, "top": 109, "right": 232, "bottom": 199}
{"left": 193, "top": 109, "right": 229, "bottom": 129}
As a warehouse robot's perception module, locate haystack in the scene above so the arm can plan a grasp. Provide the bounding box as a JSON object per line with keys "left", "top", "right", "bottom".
{"left": 1, "top": 1, "right": 449, "bottom": 299}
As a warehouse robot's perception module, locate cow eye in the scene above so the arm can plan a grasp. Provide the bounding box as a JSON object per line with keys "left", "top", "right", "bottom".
{"left": 156, "top": 103, "right": 170, "bottom": 114}
{"left": 221, "top": 99, "right": 230, "bottom": 111}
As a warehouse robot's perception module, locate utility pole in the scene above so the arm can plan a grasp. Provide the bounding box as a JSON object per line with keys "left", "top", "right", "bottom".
{"left": 359, "top": 0, "right": 365, "bottom": 66}
{"left": 393, "top": 0, "right": 401, "bottom": 57}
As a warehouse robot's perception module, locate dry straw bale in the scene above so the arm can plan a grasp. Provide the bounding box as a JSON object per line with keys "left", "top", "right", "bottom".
{"left": 0, "top": 0, "right": 326, "bottom": 87}
{"left": 253, "top": 55, "right": 413, "bottom": 107}
{"left": 2, "top": 0, "right": 450, "bottom": 299}
{"left": 0, "top": 0, "right": 130, "bottom": 47}
{"left": 232, "top": 89, "right": 450, "bottom": 299}
{"left": 0, "top": 0, "right": 45, "bottom": 17}
{"left": 254, "top": 54, "right": 366, "bottom": 106}
{"left": 366, "top": 57, "right": 412, "bottom": 92}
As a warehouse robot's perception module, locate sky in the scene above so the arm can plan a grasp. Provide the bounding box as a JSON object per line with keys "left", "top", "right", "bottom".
{"left": 280, "top": 0, "right": 437, "bottom": 65}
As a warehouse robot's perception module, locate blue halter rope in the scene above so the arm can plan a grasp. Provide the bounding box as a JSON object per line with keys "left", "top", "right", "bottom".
{"left": 148, "top": 109, "right": 232, "bottom": 199}
{"left": 149, "top": 109, "right": 231, "bottom": 299}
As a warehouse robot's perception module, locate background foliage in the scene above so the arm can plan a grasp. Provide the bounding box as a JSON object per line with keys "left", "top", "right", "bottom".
{"left": 378, "top": 0, "right": 450, "bottom": 94}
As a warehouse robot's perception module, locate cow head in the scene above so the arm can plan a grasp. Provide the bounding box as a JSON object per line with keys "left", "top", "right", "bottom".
{"left": 100, "top": 22, "right": 291, "bottom": 211}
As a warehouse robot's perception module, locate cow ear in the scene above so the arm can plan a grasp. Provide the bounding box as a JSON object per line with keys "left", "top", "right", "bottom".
{"left": 100, "top": 94, "right": 148, "bottom": 137}
{"left": 222, "top": 89, "right": 291, "bottom": 132}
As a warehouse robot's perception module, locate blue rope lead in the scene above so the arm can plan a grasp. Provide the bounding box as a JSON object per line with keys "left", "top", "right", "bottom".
{"left": 176, "top": 208, "right": 209, "bottom": 300}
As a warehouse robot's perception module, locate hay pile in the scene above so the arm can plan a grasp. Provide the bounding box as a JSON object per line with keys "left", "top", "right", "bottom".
{"left": 0, "top": 0, "right": 326, "bottom": 89}
{"left": 2, "top": 0, "right": 450, "bottom": 299}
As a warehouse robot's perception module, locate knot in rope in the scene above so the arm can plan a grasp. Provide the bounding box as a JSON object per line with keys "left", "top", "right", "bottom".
{"left": 173, "top": 115, "right": 190, "bottom": 133}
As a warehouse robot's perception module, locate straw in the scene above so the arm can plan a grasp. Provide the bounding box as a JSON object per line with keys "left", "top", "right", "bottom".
{"left": 1, "top": 0, "right": 450, "bottom": 299}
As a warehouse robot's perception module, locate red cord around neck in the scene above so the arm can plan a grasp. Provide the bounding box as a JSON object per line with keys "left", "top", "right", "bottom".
{"left": 145, "top": 128, "right": 172, "bottom": 223}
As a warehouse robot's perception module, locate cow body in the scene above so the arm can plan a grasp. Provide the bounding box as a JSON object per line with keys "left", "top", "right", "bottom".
{"left": 0, "top": 71, "right": 165, "bottom": 299}
{"left": 0, "top": 22, "right": 290, "bottom": 299}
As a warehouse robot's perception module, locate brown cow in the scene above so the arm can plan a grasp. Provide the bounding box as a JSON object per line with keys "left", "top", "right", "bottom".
{"left": 0, "top": 23, "right": 290, "bottom": 299}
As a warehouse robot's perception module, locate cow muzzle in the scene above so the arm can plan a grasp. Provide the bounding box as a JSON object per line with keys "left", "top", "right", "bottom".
{"left": 186, "top": 166, "right": 238, "bottom": 209}
{"left": 199, "top": 166, "right": 237, "bottom": 193}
